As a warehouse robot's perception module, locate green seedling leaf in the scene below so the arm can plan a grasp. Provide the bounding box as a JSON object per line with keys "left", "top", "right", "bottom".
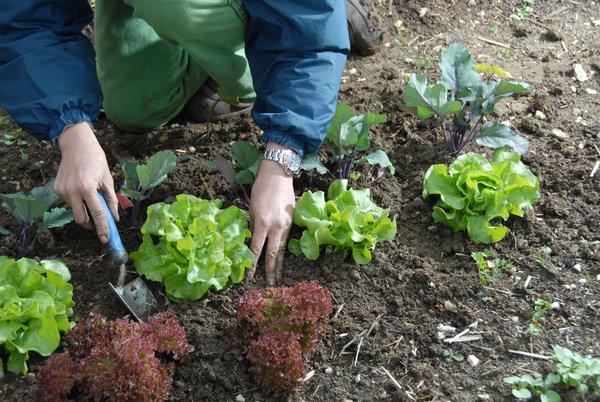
{"left": 39, "top": 208, "right": 75, "bottom": 231}
{"left": 476, "top": 121, "right": 529, "bottom": 155}
{"left": 361, "top": 150, "right": 395, "bottom": 174}
{"left": 301, "top": 154, "right": 329, "bottom": 174}
{"left": 423, "top": 149, "right": 539, "bottom": 244}
{"left": 512, "top": 388, "right": 532, "bottom": 399}
{"left": 0, "top": 226, "right": 10, "bottom": 236}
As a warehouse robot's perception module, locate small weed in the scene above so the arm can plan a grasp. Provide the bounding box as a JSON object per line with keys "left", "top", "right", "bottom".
{"left": 443, "top": 350, "right": 464, "bottom": 362}
{"left": 536, "top": 246, "right": 552, "bottom": 267}
{"left": 471, "top": 249, "right": 514, "bottom": 285}
{"left": 528, "top": 298, "right": 552, "bottom": 336}
{"left": 3, "top": 128, "right": 28, "bottom": 147}
{"left": 489, "top": 26, "right": 498, "bottom": 35}
{"left": 516, "top": 0, "right": 535, "bottom": 20}
{"left": 394, "top": 20, "right": 406, "bottom": 35}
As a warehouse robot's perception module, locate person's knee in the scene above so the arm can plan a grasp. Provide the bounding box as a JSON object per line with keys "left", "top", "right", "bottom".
{"left": 103, "top": 94, "right": 169, "bottom": 133}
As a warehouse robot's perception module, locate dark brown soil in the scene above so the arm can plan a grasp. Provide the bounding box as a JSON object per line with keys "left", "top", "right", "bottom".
{"left": 1, "top": 1, "right": 599, "bottom": 401}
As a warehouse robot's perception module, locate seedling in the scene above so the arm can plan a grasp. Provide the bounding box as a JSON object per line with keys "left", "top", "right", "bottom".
{"left": 423, "top": 148, "right": 539, "bottom": 244}
{"left": 203, "top": 140, "right": 262, "bottom": 203}
{"left": 113, "top": 150, "right": 177, "bottom": 228}
{"left": 528, "top": 298, "right": 552, "bottom": 336}
{"left": 310, "top": 103, "right": 393, "bottom": 180}
{"left": 504, "top": 345, "right": 600, "bottom": 400}
{"left": 289, "top": 179, "right": 397, "bottom": 264}
{"left": 443, "top": 350, "right": 465, "bottom": 362}
{"left": 3, "top": 127, "right": 28, "bottom": 146}
{"left": 38, "top": 312, "right": 192, "bottom": 402}
{"left": 402, "top": 43, "right": 531, "bottom": 155}
{"left": 471, "top": 249, "right": 514, "bottom": 285}
{"left": 516, "top": 0, "right": 535, "bottom": 20}
{"left": 536, "top": 246, "right": 553, "bottom": 268}
{"left": 0, "top": 178, "right": 74, "bottom": 257}
{"left": 0, "top": 257, "right": 74, "bottom": 375}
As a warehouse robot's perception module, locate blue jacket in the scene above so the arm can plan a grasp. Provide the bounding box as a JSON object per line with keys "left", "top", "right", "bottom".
{"left": 0, "top": 0, "right": 349, "bottom": 157}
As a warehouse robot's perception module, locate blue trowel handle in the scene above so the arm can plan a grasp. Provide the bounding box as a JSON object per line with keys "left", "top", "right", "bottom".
{"left": 97, "top": 191, "right": 128, "bottom": 266}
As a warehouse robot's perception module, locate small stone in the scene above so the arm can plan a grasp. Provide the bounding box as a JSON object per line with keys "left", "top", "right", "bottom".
{"left": 437, "top": 324, "right": 457, "bottom": 333}
{"left": 573, "top": 63, "right": 588, "bottom": 82}
{"left": 188, "top": 146, "right": 196, "bottom": 153}
{"left": 25, "top": 373, "right": 36, "bottom": 384}
{"left": 355, "top": 374, "right": 362, "bottom": 383}
{"left": 325, "top": 367, "right": 333, "bottom": 374}
{"left": 478, "top": 394, "right": 491, "bottom": 400}
{"left": 535, "top": 110, "right": 546, "bottom": 120}
{"left": 443, "top": 300, "right": 457, "bottom": 312}
{"left": 348, "top": 67, "right": 357, "bottom": 75}
{"left": 419, "top": 7, "right": 428, "bottom": 17}
{"left": 579, "top": 278, "right": 587, "bottom": 284}
{"left": 573, "top": 263, "right": 582, "bottom": 272}
{"left": 573, "top": 107, "right": 583, "bottom": 116}
{"left": 349, "top": 269, "right": 361, "bottom": 281}
{"left": 468, "top": 0, "right": 476, "bottom": 5}
{"left": 236, "top": 395, "right": 246, "bottom": 402}
{"left": 510, "top": 316, "right": 519, "bottom": 323}
{"left": 551, "top": 128, "right": 568, "bottom": 140}
{"left": 586, "top": 88, "right": 598, "bottom": 95}
{"left": 551, "top": 302, "right": 561, "bottom": 310}
{"left": 596, "top": 274, "right": 600, "bottom": 281}
{"left": 467, "top": 355, "right": 480, "bottom": 367}
{"left": 570, "top": 85, "right": 577, "bottom": 93}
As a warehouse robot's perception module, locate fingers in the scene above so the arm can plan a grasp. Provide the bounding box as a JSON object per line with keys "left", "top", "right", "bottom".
{"left": 69, "top": 198, "right": 93, "bottom": 231}
{"left": 276, "top": 229, "right": 290, "bottom": 283}
{"left": 83, "top": 191, "right": 109, "bottom": 244}
{"left": 248, "top": 226, "right": 267, "bottom": 282}
{"left": 100, "top": 179, "right": 119, "bottom": 222}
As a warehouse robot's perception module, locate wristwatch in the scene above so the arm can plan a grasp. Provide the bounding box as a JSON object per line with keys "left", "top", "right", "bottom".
{"left": 263, "top": 147, "right": 302, "bottom": 175}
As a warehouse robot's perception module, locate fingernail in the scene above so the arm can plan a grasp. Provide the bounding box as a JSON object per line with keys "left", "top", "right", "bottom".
{"left": 99, "top": 234, "right": 108, "bottom": 244}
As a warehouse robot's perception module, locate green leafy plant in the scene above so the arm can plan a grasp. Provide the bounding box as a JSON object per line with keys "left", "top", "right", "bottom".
{"left": 114, "top": 150, "right": 177, "bottom": 228}
{"left": 289, "top": 179, "right": 397, "bottom": 264}
{"left": 234, "top": 281, "right": 333, "bottom": 395}
{"left": 204, "top": 140, "right": 262, "bottom": 202}
{"left": 402, "top": 43, "right": 531, "bottom": 155}
{"left": 443, "top": 349, "right": 465, "bottom": 362}
{"left": 1, "top": 178, "right": 74, "bottom": 257}
{"left": 528, "top": 298, "right": 553, "bottom": 336}
{"left": 130, "top": 194, "right": 254, "bottom": 301}
{"left": 516, "top": 0, "right": 535, "bottom": 20}
{"left": 305, "top": 104, "right": 393, "bottom": 180}
{"left": 38, "top": 311, "right": 191, "bottom": 402}
{"left": 504, "top": 345, "right": 600, "bottom": 400}
{"left": 422, "top": 148, "right": 540, "bottom": 244}
{"left": 0, "top": 257, "right": 74, "bottom": 375}
{"left": 536, "top": 246, "right": 552, "bottom": 268}
{"left": 471, "top": 249, "right": 514, "bottom": 285}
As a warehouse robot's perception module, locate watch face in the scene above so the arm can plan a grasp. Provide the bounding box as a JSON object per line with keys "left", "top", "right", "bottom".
{"left": 283, "top": 151, "right": 302, "bottom": 174}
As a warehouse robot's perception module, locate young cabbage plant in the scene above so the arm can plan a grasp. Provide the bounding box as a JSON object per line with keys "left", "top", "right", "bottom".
{"left": 0, "top": 178, "right": 74, "bottom": 257}
{"left": 305, "top": 104, "right": 393, "bottom": 180}
{"left": 402, "top": 43, "right": 531, "bottom": 155}
{"left": 114, "top": 150, "right": 177, "bottom": 228}
{"left": 204, "top": 140, "right": 262, "bottom": 203}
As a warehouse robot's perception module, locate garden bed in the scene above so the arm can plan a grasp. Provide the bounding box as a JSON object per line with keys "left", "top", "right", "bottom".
{"left": 1, "top": 0, "right": 599, "bottom": 400}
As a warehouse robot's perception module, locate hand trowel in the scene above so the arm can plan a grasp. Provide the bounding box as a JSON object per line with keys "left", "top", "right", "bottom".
{"left": 97, "top": 191, "right": 157, "bottom": 321}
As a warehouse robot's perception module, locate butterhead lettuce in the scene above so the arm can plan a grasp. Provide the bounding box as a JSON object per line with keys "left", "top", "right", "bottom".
{"left": 423, "top": 148, "right": 540, "bottom": 244}
{"left": 130, "top": 195, "right": 253, "bottom": 301}
{"left": 0, "top": 257, "right": 74, "bottom": 375}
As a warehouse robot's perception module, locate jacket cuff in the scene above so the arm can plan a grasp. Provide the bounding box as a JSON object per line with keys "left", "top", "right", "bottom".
{"left": 261, "top": 130, "right": 307, "bottom": 158}
{"left": 50, "top": 106, "right": 94, "bottom": 145}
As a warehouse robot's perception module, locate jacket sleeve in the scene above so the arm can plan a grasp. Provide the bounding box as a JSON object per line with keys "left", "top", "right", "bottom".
{"left": 0, "top": 0, "right": 102, "bottom": 143}
{"left": 243, "top": 0, "right": 349, "bottom": 157}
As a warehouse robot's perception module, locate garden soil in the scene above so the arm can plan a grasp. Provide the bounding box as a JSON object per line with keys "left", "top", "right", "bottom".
{"left": 1, "top": 0, "right": 599, "bottom": 401}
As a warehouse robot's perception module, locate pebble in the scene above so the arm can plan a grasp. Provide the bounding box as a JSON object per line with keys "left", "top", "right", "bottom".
{"left": 348, "top": 67, "right": 357, "bottom": 75}
{"left": 551, "top": 128, "right": 568, "bottom": 140}
{"left": 349, "top": 269, "right": 361, "bottom": 281}
{"left": 535, "top": 110, "right": 546, "bottom": 120}
{"left": 188, "top": 146, "right": 196, "bottom": 153}
{"left": 324, "top": 367, "right": 333, "bottom": 374}
{"left": 573, "top": 107, "right": 582, "bottom": 116}
{"left": 510, "top": 316, "right": 519, "bottom": 323}
{"left": 573, "top": 63, "right": 588, "bottom": 82}
{"left": 579, "top": 278, "right": 587, "bottom": 285}
{"left": 355, "top": 374, "right": 362, "bottom": 383}
{"left": 25, "top": 373, "right": 36, "bottom": 384}
{"left": 467, "top": 355, "right": 480, "bottom": 367}
{"left": 551, "top": 302, "right": 561, "bottom": 310}
{"left": 236, "top": 395, "right": 245, "bottom": 402}
{"left": 586, "top": 88, "right": 598, "bottom": 95}
{"left": 573, "top": 263, "right": 582, "bottom": 272}
{"left": 570, "top": 85, "right": 577, "bottom": 93}
{"left": 597, "top": 274, "right": 600, "bottom": 281}
{"left": 478, "top": 394, "right": 491, "bottom": 401}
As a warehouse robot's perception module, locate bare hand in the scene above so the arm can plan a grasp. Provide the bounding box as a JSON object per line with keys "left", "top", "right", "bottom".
{"left": 54, "top": 123, "right": 118, "bottom": 244}
{"left": 248, "top": 151, "right": 295, "bottom": 286}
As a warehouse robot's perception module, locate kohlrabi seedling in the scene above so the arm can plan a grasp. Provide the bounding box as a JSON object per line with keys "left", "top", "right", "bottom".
{"left": 113, "top": 150, "right": 177, "bottom": 228}
{"left": 0, "top": 178, "right": 74, "bottom": 257}
{"left": 304, "top": 104, "right": 394, "bottom": 180}
{"left": 402, "top": 43, "right": 531, "bottom": 155}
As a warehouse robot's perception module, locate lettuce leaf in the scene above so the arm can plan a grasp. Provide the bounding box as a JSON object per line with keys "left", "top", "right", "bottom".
{"left": 289, "top": 179, "right": 397, "bottom": 264}
{"left": 130, "top": 194, "right": 253, "bottom": 302}
{"left": 0, "top": 257, "right": 74, "bottom": 375}
{"left": 423, "top": 148, "right": 539, "bottom": 244}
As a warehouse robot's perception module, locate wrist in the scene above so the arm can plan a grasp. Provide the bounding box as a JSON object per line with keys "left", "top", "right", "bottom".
{"left": 57, "top": 122, "right": 96, "bottom": 152}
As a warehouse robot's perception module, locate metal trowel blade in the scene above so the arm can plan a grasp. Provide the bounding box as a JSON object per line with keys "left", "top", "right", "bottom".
{"left": 109, "top": 277, "right": 157, "bottom": 322}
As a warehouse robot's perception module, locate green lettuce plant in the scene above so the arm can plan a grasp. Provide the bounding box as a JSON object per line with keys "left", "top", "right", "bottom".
{"left": 130, "top": 194, "right": 254, "bottom": 301}
{"left": 423, "top": 148, "right": 539, "bottom": 244}
{"left": 0, "top": 257, "right": 74, "bottom": 375}
{"left": 402, "top": 43, "right": 531, "bottom": 155}
{"left": 289, "top": 179, "right": 397, "bottom": 264}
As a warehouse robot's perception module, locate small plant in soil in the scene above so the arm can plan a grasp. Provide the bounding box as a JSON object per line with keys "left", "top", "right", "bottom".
{"left": 304, "top": 103, "right": 394, "bottom": 180}
{"left": 203, "top": 140, "right": 262, "bottom": 203}
{"left": 130, "top": 194, "right": 254, "bottom": 301}
{"left": 504, "top": 345, "right": 600, "bottom": 401}
{"left": 0, "top": 178, "right": 74, "bottom": 257}
{"left": 0, "top": 257, "right": 74, "bottom": 375}
{"left": 402, "top": 43, "right": 531, "bottom": 155}
{"left": 423, "top": 148, "right": 540, "bottom": 244}
{"left": 234, "top": 281, "right": 333, "bottom": 395}
{"left": 289, "top": 179, "right": 397, "bottom": 264}
{"left": 471, "top": 249, "right": 514, "bottom": 285}
{"left": 528, "top": 298, "right": 553, "bottom": 336}
{"left": 38, "top": 311, "right": 192, "bottom": 402}
{"left": 113, "top": 149, "right": 177, "bottom": 228}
